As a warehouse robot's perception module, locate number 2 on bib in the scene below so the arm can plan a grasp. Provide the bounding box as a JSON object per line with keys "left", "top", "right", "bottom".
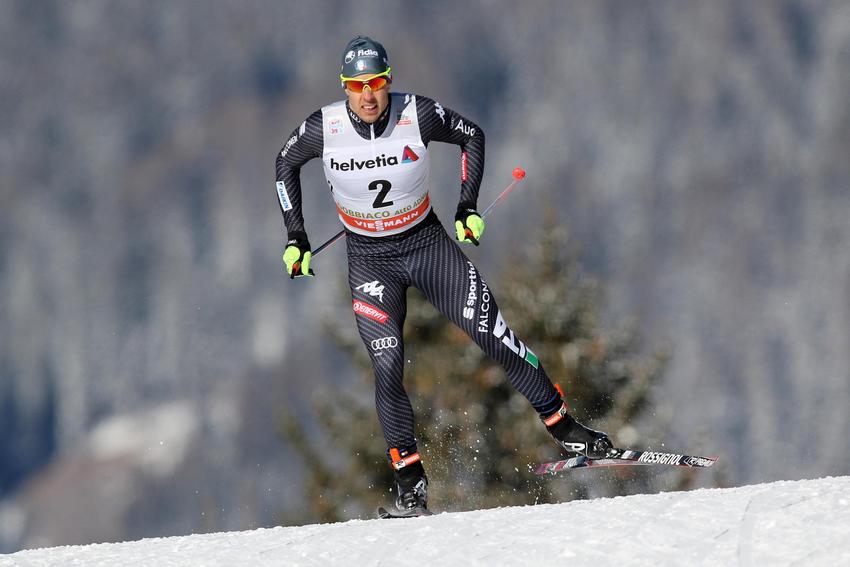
{"left": 369, "top": 179, "right": 394, "bottom": 208}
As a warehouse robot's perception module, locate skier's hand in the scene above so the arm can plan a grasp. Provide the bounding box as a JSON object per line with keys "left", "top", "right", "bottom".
{"left": 283, "top": 231, "right": 314, "bottom": 279}
{"left": 455, "top": 207, "right": 485, "bottom": 246}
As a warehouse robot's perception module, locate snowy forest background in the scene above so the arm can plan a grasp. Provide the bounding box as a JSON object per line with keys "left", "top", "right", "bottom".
{"left": 2, "top": 0, "right": 849, "bottom": 552}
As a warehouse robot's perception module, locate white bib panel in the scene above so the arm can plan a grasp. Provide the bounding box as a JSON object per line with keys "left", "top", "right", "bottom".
{"left": 322, "top": 94, "right": 430, "bottom": 236}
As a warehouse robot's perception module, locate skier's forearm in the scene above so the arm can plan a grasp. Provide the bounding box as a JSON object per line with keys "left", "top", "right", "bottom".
{"left": 274, "top": 110, "right": 324, "bottom": 240}
{"left": 275, "top": 157, "right": 307, "bottom": 237}
{"left": 457, "top": 122, "right": 485, "bottom": 211}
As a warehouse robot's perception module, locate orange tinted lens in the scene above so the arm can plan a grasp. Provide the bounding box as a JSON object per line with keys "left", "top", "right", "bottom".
{"left": 344, "top": 76, "right": 389, "bottom": 92}
{"left": 366, "top": 76, "right": 388, "bottom": 90}
{"left": 344, "top": 80, "right": 366, "bottom": 93}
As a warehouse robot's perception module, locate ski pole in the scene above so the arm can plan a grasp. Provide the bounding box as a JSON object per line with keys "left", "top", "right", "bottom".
{"left": 311, "top": 228, "right": 346, "bottom": 257}
{"left": 480, "top": 167, "right": 527, "bottom": 218}
{"left": 312, "top": 167, "right": 527, "bottom": 258}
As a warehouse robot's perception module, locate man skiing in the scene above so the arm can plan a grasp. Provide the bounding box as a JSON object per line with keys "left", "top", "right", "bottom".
{"left": 275, "top": 36, "right": 613, "bottom": 516}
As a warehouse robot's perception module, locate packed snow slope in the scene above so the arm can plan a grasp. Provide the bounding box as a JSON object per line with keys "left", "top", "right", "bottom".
{"left": 3, "top": 476, "right": 848, "bottom": 567}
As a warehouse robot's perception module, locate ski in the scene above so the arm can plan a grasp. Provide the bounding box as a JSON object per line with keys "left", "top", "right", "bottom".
{"left": 532, "top": 448, "right": 718, "bottom": 475}
{"left": 376, "top": 506, "right": 434, "bottom": 519}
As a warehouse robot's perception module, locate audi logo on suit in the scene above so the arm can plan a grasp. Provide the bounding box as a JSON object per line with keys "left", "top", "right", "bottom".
{"left": 371, "top": 337, "right": 399, "bottom": 350}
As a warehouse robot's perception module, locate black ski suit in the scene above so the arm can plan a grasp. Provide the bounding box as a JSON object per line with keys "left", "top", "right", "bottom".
{"left": 275, "top": 93, "right": 562, "bottom": 454}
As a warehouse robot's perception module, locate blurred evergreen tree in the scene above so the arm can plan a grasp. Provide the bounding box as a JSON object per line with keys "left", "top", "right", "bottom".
{"left": 280, "top": 214, "right": 669, "bottom": 523}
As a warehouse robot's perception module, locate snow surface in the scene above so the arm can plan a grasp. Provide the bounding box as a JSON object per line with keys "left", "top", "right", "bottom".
{"left": 3, "top": 476, "right": 848, "bottom": 566}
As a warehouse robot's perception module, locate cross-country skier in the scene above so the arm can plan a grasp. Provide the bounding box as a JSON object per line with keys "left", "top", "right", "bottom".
{"left": 275, "top": 36, "right": 614, "bottom": 516}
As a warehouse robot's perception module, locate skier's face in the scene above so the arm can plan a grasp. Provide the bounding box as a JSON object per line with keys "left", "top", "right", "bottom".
{"left": 345, "top": 77, "right": 390, "bottom": 123}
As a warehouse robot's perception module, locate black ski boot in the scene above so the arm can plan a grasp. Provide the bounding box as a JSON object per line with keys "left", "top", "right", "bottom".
{"left": 377, "top": 448, "right": 433, "bottom": 518}
{"left": 543, "top": 401, "right": 614, "bottom": 459}
{"left": 395, "top": 465, "right": 429, "bottom": 512}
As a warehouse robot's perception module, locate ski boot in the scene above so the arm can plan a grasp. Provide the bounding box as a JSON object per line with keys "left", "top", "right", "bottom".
{"left": 543, "top": 400, "right": 614, "bottom": 459}
{"left": 377, "top": 447, "right": 433, "bottom": 518}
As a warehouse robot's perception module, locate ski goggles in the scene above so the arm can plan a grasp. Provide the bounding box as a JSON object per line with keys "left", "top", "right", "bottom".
{"left": 339, "top": 68, "right": 392, "bottom": 92}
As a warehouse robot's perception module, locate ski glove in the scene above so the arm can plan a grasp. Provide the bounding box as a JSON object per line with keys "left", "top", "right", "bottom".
{"left": 283, "top": 231, "right": 314, "bottom": 278}
{"left": 455, "top": 207, "right": 485, "bottom": 246}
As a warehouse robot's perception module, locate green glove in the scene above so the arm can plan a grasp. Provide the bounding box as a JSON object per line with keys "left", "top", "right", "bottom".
{"left": 455, "top": 207, "right": 485, "bottom": 246}
{"left": 283, "top": 232, "right": 314, "bottom": 279}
